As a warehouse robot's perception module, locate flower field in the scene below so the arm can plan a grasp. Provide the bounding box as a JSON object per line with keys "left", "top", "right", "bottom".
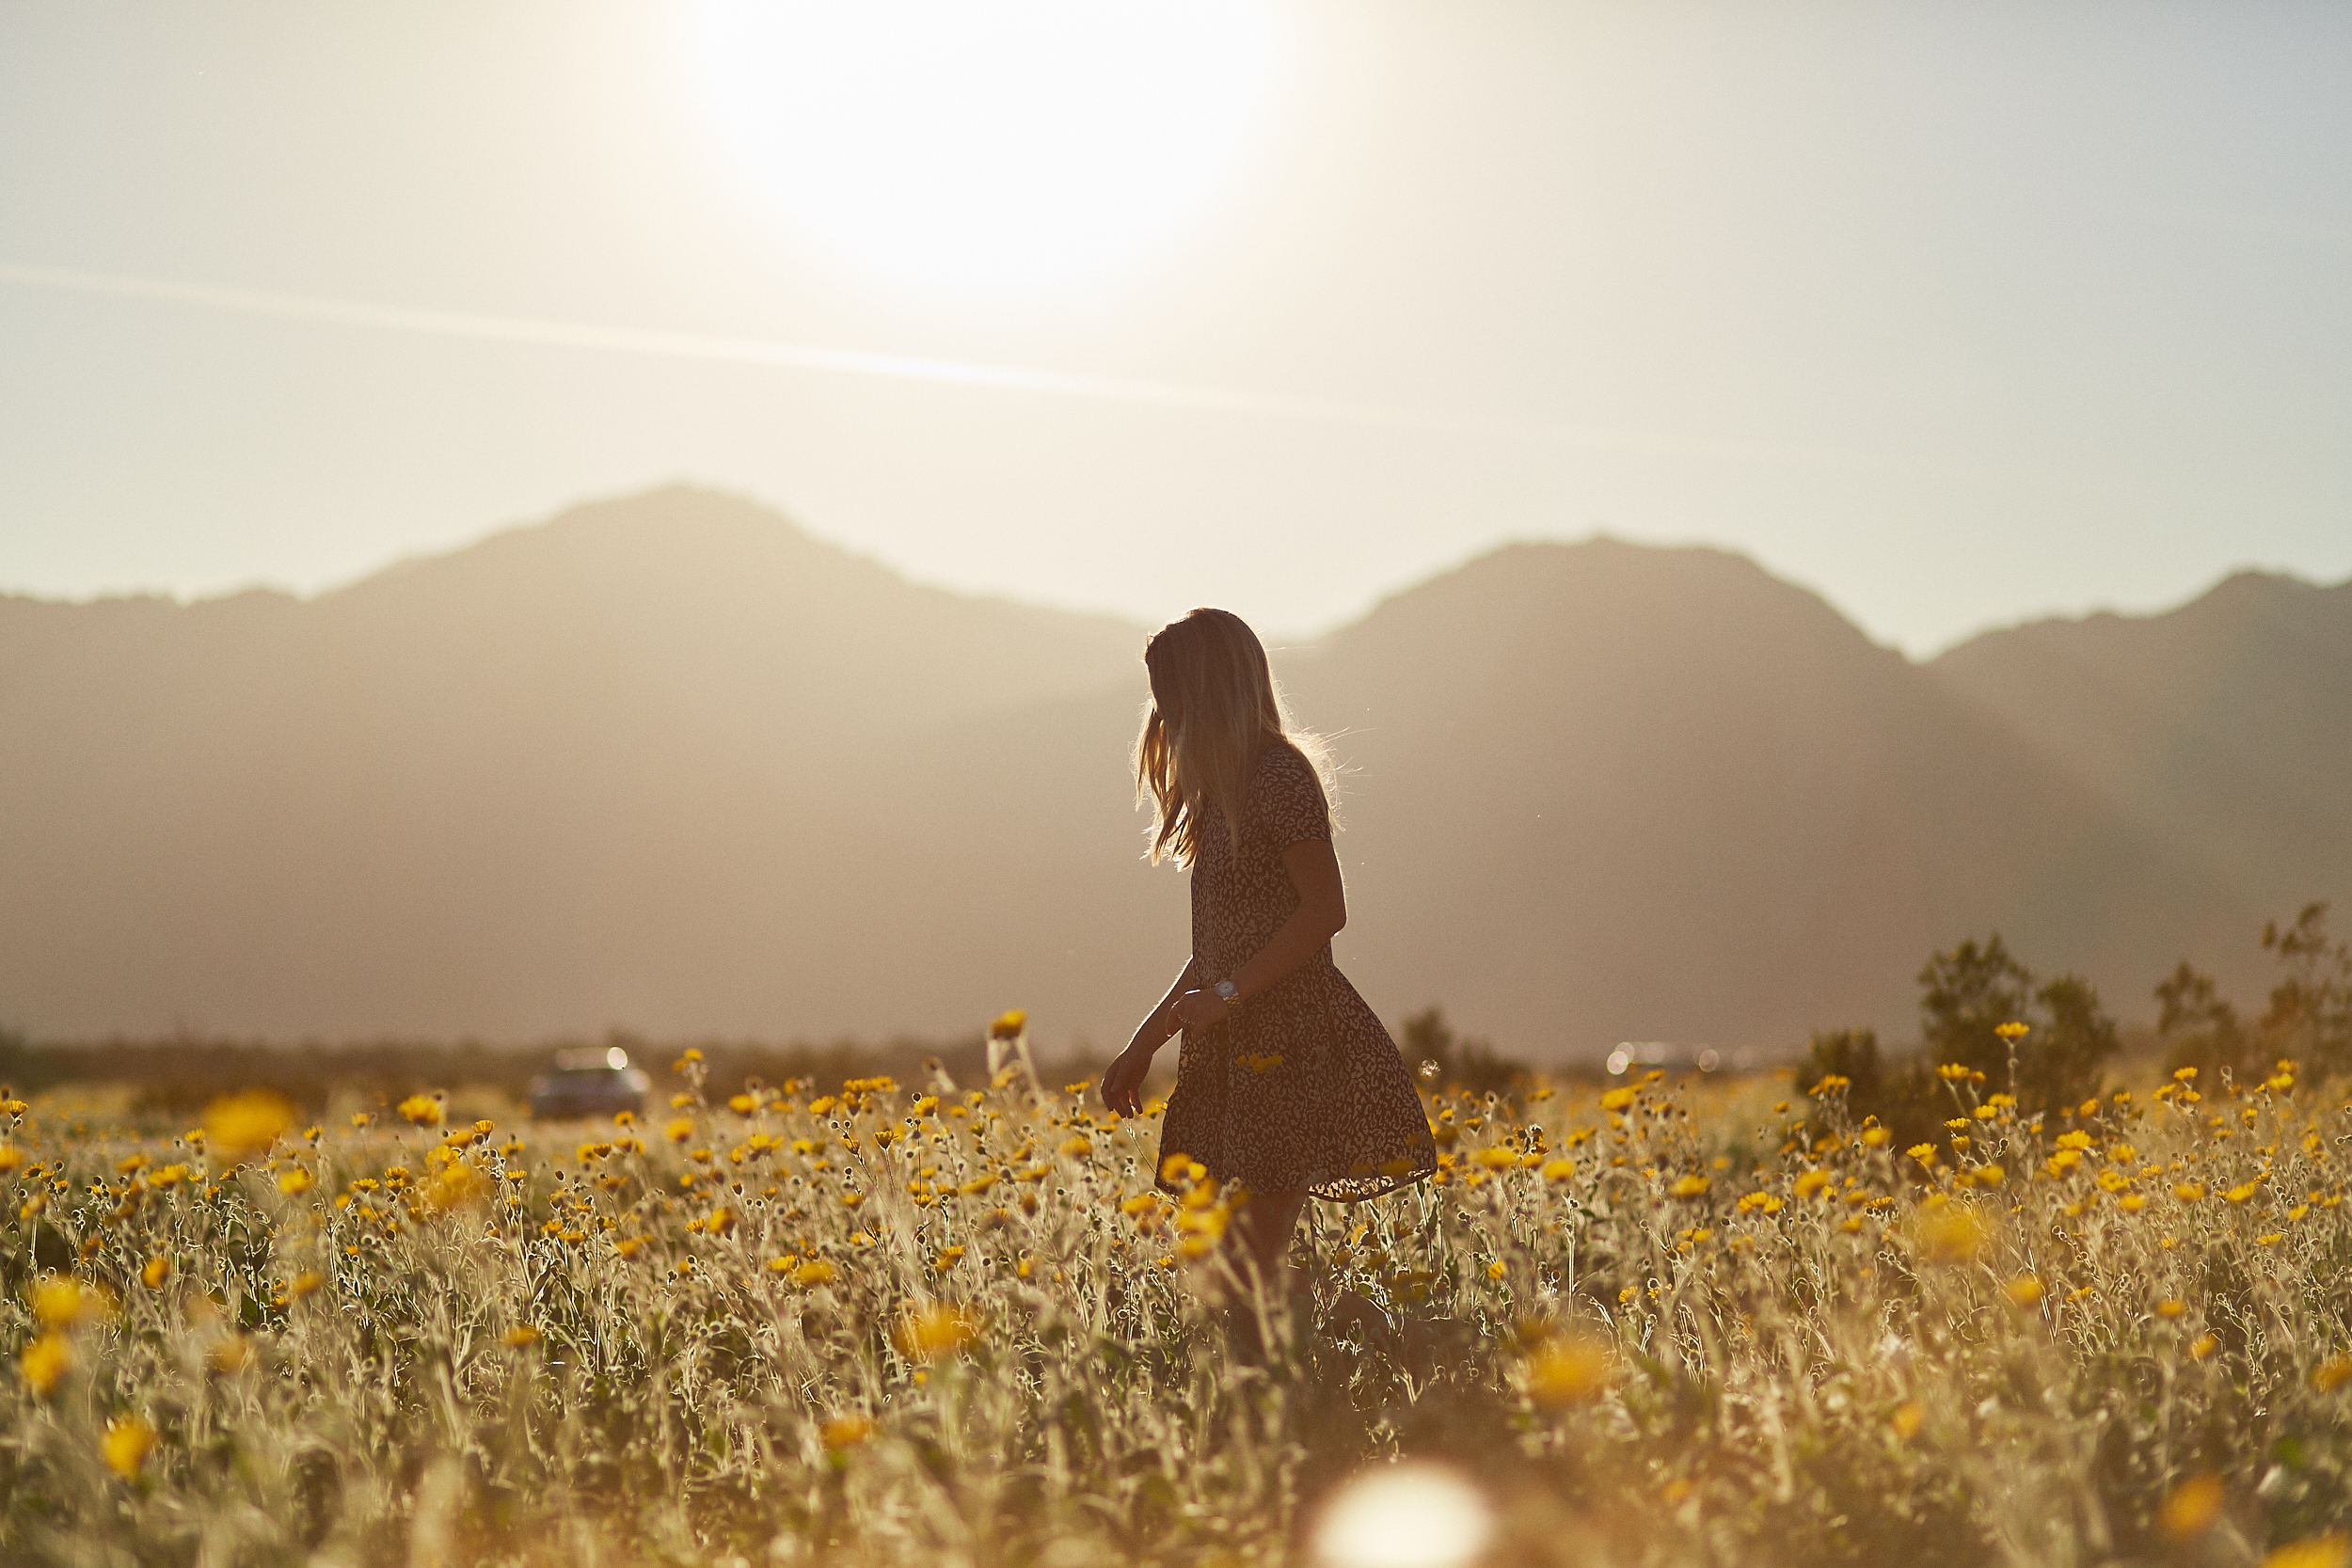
{"left": 3, "top": 1024, "right": 2348, "bottom": 1568}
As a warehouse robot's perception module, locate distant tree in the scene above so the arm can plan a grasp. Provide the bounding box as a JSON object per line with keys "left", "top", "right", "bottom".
{"left": 2153, "top": 960, "right": 2254, "bottom": 1080}
{"left": 1915, "top": 934, "right": 2115, "bottom": 1117}
{"left": 1808, "top": 935, "right": 2119, "bottom": 1144}
{"left": 1917, "top": 935, "right": 2035, "bottom": 1074}
{"left": 2258, "top": 902, "right": 2352, "bottom": 1074}
{"left": 2026, "top": 973, "right": 2121, "bottom": 1114}
{"left": 1400, "top": 1006, "right": 1526, "bottom": 1096}
{"left": 1802, "top": 1027, "right": 1884, "bottom": 1105}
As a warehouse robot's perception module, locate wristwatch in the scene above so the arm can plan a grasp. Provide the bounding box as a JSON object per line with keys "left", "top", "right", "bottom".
{"left": 1212, "top": 979, "right": 1243, "bottom": 1008}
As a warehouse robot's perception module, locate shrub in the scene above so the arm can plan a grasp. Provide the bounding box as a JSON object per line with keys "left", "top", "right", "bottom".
{"left": 1399, "top": 1006, "right": 1527, "bottom": 1095}
{"left": 1808, "top": 933, "right": 2119, "bottom": 1145}
{"left": 2259, "top": 903, "right": 2352, "bottom": 1075}
{"left": 2154, "top": 960, "right": 2257, "bottom": 1081}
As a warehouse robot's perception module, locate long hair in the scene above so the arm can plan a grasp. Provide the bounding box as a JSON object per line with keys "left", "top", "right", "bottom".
{"left": 1135, "top": 608, "right": 1327, "bottom": 866}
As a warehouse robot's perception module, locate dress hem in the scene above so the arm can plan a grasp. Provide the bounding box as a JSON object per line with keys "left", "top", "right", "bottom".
{"left": 1155, "top": 1161, "right": 1438, "bottom": 1205}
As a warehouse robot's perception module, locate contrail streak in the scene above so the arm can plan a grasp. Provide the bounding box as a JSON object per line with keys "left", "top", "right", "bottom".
{"left": 0, "top": 261, "right": 1891, "bottom": 474}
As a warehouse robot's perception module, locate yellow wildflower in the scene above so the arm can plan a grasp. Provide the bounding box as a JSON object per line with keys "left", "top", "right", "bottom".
{"left": 202, "top": 1089, "right": 295, "bottom": 1163}
{"left": 19, "top": 1333, "right": 72, "bottom": 1397}
{"left": 396, "top": 1095, "right": 443, "bottom": 1128}
{"left": 421, "top": 1161, "right": 488, "bottom": 1213}
{"left": 102, "top": 1416, "right": 156, "bottom": 1480}
{"left": 1523, "top": 1333, "right": 1613, "bottom": 1406}
{"left": 35, "top": 1276, "right": 95, "bottom": 1329}
{"left": 2158, "top": 1473, "right": 2224, "bottom": 1539}
{"left": 822, "top": 1413, "right": 877, "bottom": 1449}
{"left": 2260, "top": 1538, "right": 2349, "bottom": 1568}
{"left": 1914, "top": 1205, "right": 1988, "bottom": 1264}
{"left": 895, "top": 1304, "right": 982, "bottom": 1361}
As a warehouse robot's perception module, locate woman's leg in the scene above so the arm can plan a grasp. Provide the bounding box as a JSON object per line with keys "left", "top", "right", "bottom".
{"left": 1232, "top": 1188, "right": 1309, "bottom": 1287}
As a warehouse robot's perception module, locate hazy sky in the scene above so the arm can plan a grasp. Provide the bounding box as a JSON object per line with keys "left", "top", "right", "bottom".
{"left": 2, "top": 0, "right": 2345, "bottom": 655}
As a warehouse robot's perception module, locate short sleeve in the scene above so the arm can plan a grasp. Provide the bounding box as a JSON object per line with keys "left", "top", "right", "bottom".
{"left": 1252, "top": 746, "right": 1330, "bottom": 849}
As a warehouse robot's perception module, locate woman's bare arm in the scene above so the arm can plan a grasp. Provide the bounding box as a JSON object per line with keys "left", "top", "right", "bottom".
{"left": 1170, "top": 839, "right": 1346, "bottom": 1031}
{"left": 1103, "top": 957, "right": 1198, "bottom": 1117}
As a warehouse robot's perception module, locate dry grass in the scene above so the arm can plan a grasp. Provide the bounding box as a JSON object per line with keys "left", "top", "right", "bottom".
{"left": 2, "top": 1035, "right": 2348, "bottom": 1568}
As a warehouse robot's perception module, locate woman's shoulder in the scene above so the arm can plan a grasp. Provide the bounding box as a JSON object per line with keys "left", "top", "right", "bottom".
{"left": 1253, "top": 737, "right": 1319, "bottom": 784}
{"left": 1249, "top": 737, "right": 1331, "bottom": 839}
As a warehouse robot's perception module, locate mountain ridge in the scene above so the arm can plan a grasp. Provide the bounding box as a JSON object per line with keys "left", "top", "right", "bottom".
{"left": 2, "top": 486, "right": 2342, "bottom": 1055}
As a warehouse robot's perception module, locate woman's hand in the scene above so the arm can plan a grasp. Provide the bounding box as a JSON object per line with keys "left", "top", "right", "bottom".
{"left": 1102, "top": 1042, "right": 1155, "bottom": 1119}
{"left": 1171, "top": 988, "right": 1230, "bottom": 1032}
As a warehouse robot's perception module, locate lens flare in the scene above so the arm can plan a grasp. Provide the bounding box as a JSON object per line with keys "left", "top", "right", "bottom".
{"left": 1312, "top": 1462, "right": 1495, "bottom": 1568}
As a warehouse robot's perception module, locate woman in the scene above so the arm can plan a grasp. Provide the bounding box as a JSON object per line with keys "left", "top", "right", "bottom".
{"left": 1101, "top": 608, "right": 1436, "bottom": 1288}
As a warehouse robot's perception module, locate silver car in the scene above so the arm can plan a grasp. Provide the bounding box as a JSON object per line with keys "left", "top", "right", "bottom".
{"left": 528, "top": 1047, "right": 651, "bottom": 1120}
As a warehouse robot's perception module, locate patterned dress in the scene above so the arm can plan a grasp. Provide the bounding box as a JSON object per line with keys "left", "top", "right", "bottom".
{"left": 1157, "top": 741, "right": 1438, "bottom": 1201}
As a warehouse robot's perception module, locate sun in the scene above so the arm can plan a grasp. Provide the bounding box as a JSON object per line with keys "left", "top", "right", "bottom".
{"left": 691, "top": 0, "right": 1273, "bottom": 300}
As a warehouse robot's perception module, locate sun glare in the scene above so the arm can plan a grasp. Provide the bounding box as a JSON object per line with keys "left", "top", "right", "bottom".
{"left": 691, "top": 0, "right": 1273, "bottom": 299}
{"left": 1311, "top": 1462, "right": 1496, "bottom": 1568}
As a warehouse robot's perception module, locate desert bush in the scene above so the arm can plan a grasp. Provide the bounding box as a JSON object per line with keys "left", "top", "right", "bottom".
{"left": 1400, "top": 1006, "right": 1529, "bottom": 1096}
{"left": 1917, "top": 934, "right": 2120, "bottom": 1117}
{"left": 2155, "top": 904, "right": 2352, "bottom": 1087}
{"left": 2156, "top": 959, "right": 2261, "bottom": 1082}
{"left": 1806, "top": 934, "right": 2121, "bottom": 1148}
{"left": 2261, "top": 904, "right": 2352, "bottom": 1076}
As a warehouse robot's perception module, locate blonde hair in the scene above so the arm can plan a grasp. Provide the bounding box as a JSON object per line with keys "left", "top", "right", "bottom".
{"left": 1135, "top": 608, "right": 1327, "bottom": 866}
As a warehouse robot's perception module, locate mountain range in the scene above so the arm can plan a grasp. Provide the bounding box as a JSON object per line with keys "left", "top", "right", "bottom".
{"left": 3, "top": 485, "right": 2344, "bottom": 1060}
